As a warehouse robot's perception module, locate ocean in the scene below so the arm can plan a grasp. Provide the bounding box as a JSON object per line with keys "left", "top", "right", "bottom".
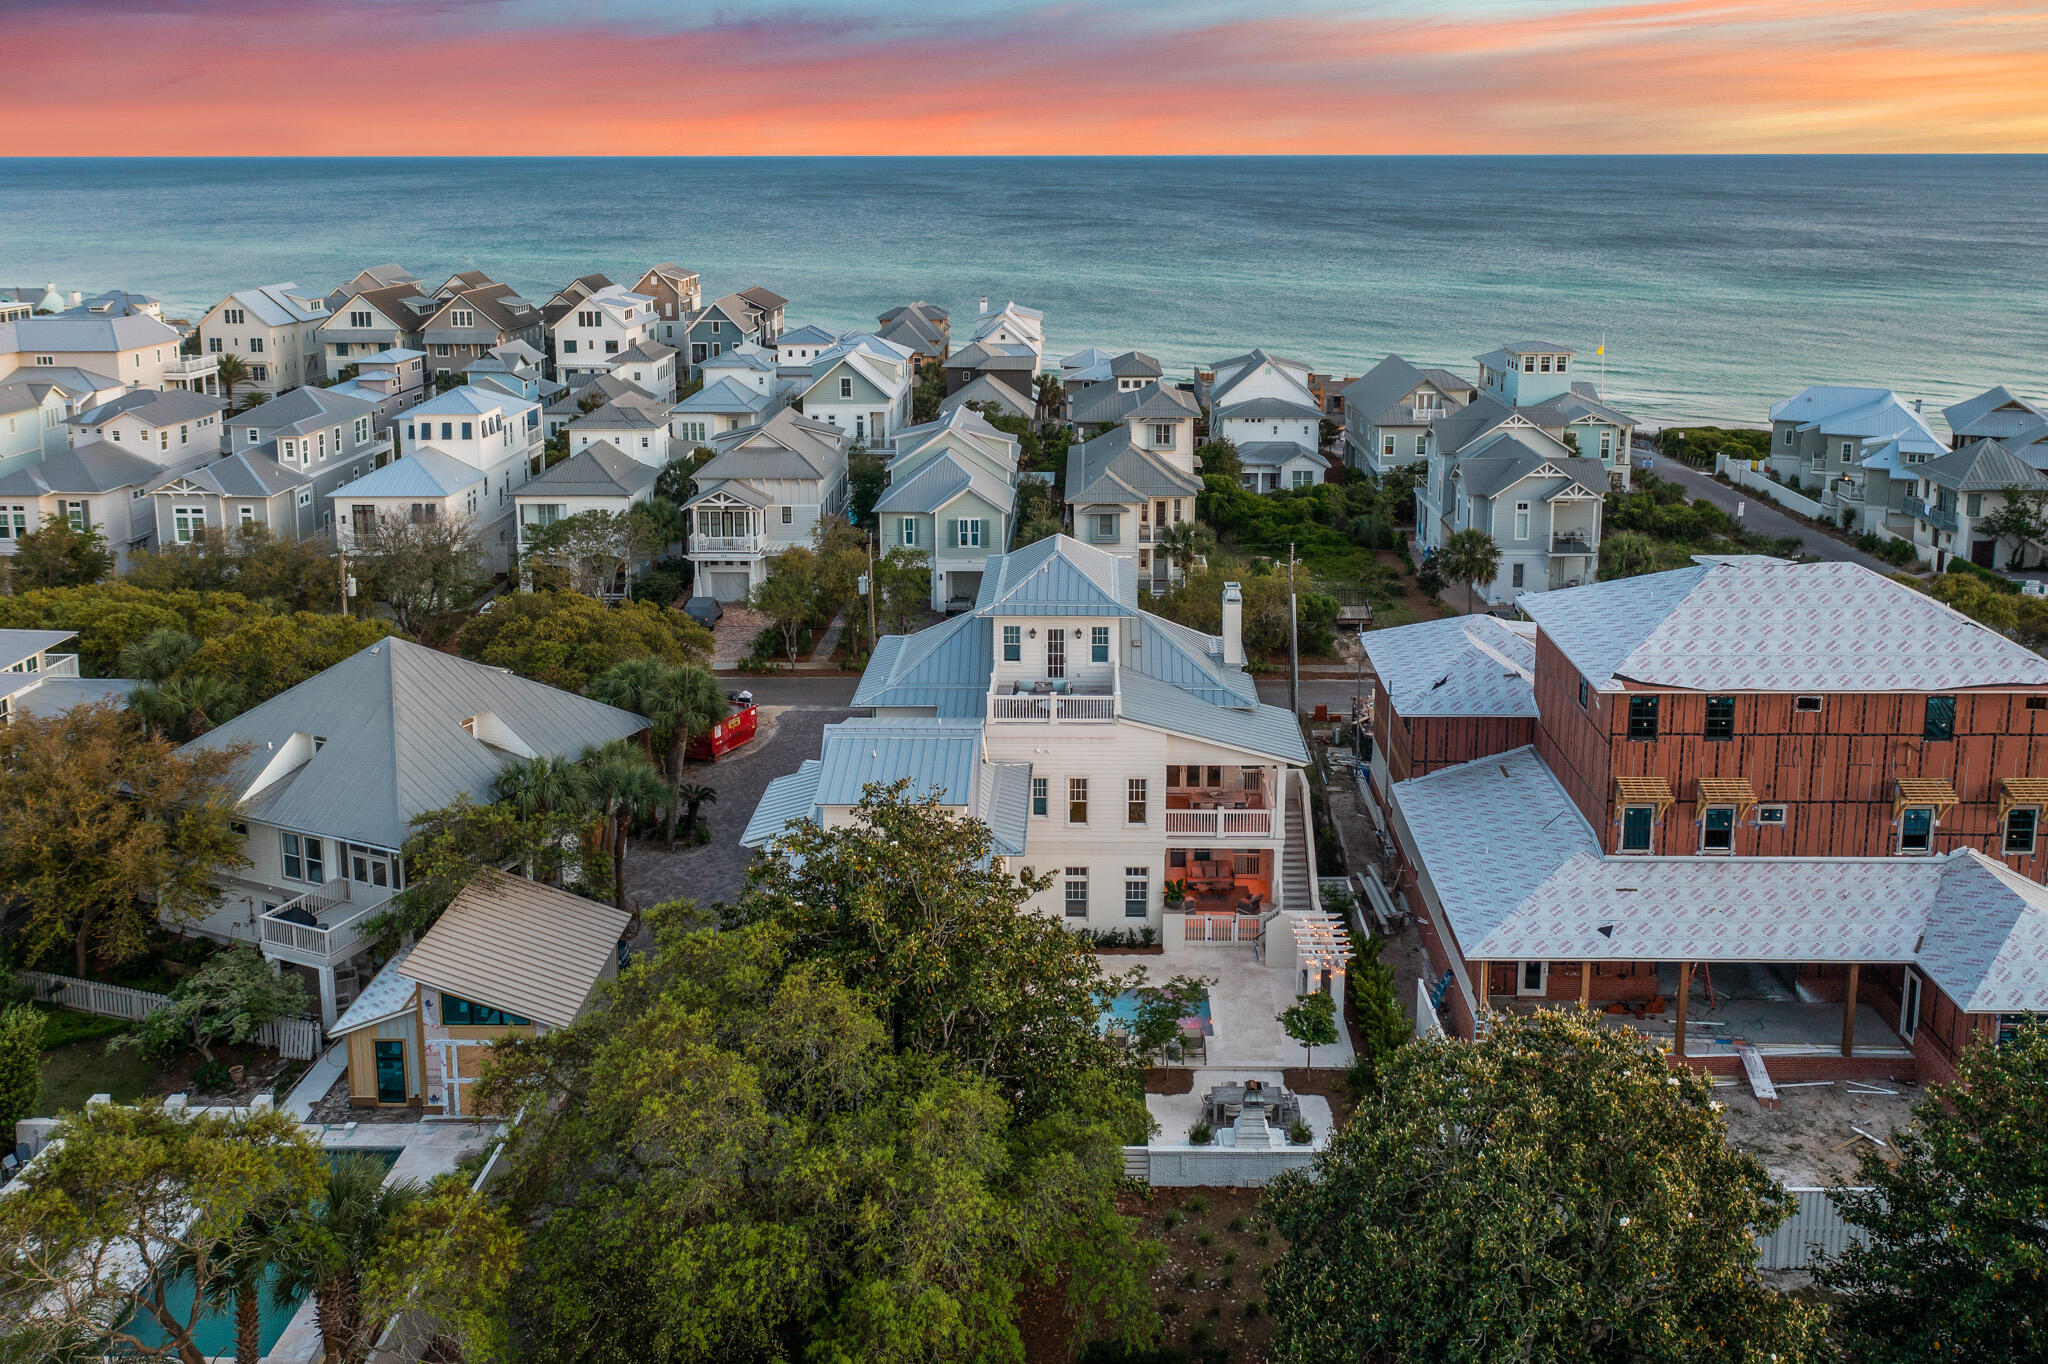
{"left": 2, "top": 155, "right": 2044, "bottom": 429}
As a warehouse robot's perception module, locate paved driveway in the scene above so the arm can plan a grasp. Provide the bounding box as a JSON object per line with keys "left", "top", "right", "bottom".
{"left": 626, "top": 703, "right": 851, "bottom": 914}
{"left": 1639, "top": 450, "right": 1901, "bottom": 574}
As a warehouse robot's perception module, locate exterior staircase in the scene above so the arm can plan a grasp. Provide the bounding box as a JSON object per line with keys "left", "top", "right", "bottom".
{"left": 1282, "top": 773, "right": 1314, "bottom": 910}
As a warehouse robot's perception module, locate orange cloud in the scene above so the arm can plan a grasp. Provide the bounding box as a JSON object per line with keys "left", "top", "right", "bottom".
{"left": 0, "top": 0, "right": 2044, "bottom": 153}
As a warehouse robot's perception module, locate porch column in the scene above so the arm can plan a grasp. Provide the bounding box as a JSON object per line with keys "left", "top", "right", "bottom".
{"left": 1472, "top": 961, "right": 1489, "bottom": 1017}
{"left": 316, "top": 967, "right": 339, "bottom": 1031}
{"left": 1579, "top": 960, "right": 1592, "bottom": 1010}
{"left": 1673, "top": 962, "right": 1692, "bottom": 1059}
{"left": 1841, "top": 963, "right": 1859, "bottom": 1058}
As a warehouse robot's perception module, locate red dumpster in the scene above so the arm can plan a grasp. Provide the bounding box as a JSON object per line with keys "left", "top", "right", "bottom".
{"left": 688, "top": 703, "right": 758, "bottom": 761}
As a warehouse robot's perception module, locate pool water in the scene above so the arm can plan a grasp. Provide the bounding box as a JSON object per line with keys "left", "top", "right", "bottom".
{"left": 116, "top": 1147, "right": 402, "bottom": 1356}
{"left": 1100, "top": 987, "right": 1213, "bottom": 1032}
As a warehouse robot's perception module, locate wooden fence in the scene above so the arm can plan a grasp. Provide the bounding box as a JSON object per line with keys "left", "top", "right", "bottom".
{"left": 16, "top": 970, "right": 323, "bottom": 1060}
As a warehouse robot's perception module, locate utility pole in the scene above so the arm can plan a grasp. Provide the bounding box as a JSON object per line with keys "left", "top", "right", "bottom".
{"left": 1288, "top": 541, "right": 1300, "bottom": 720}
{"left": 337, "top": 544, "right": 349, "bottom": 617}
{"left": 866, "top": 529, "right": 877, "bottom": 646}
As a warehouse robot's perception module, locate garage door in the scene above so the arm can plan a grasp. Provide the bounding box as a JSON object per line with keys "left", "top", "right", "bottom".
{"left": 708, "top": 571, "right": 752, "bottom": 602}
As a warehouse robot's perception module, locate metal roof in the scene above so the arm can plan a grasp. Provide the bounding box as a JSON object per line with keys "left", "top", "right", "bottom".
{"left": 0, "top": 441, "right": 165, "bottom": 496}
{"left": 1923, "top": 438, "right": 2048, "bottom": 493}
{"left": 0, "top": 629, "right": 77, "bottom": 672}
{"left": 814, "top": 717, "right": 985, "bottom": 806}
{"left": 1522, "top": 558, "right": 2048, "bottom": 692}
{"left": 1217, "top": 396, "right": 1324, "bottom": 422}
{"left": 742, "top": 760, "right": 823, "bottom": 848}
{"left": 673, "top": 377, "right": 776, "bottom": 414}
{"left": 183, "top": 638, "right": 647, "bottom": 849}
{"left": 1117, "top": 668, "right": 1310, "bottom": 764}
{"left": 1064, "top": 427, "right": 1202, "bottom": 505}
{"left": 1365, "top": 615, "right": 1539, "bottom": 719}
{"left": 71, "top": 388, "right": 223, "bottom": 428}
{"left": 12, "top": 676, "right": 141, "bottom": 718}
{"left": 939, "top": 373, "right": 1029, "bottom": 420}
{"left": 972, "top": 534, "right": 1135, "bottom": 617}
{"left": 872, "top": 449, "right": 1015, "bottom": 516}
{"left": 329, "top": 446, "right": 482, "bottom": 499}
{"left": 400, "top": 871, "right": 631, "bottom": 1029}
{"left": 517, "top": 441, "right": 658, "bottom": 499}
{"left": 851, "top": 613, "right": 993, "bottom": 717}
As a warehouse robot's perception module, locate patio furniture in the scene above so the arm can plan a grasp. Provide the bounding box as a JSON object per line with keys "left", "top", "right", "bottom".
{"left": 1049, "top": 678, "right": 1070, "bottom": 695}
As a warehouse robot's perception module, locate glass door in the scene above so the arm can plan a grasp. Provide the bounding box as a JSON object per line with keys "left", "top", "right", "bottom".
{"left": 373, "top": 1039, "right": 406, "bottom": 1104}
{"left": 1046, "top": 634, "right": 1065, "bottom": 678}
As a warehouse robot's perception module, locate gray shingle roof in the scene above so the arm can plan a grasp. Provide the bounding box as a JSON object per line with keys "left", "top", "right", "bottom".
{"left": 183, "top": 637, "right": 647, "bottom": 849}
{"left": 1064, "top": 427, "right": 1201, "bottom": 505}
{"left": 154, "top": 450, "right": 307, "bottom": 498}
{"left": 518, "top": 441, "right": 658, "bottom": 499}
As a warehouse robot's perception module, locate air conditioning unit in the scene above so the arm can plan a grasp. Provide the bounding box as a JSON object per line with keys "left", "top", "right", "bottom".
{"left": 2022, "top": 580, "right": 2046, "bottom": 598}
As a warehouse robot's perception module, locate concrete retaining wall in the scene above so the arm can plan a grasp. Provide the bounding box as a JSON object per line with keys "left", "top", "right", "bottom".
{"left": 1716, "top": 454, "right": 1829, "bottom": 519}
{"left": 1130, "top": 1143, "right": 1319, "bottom": 1187}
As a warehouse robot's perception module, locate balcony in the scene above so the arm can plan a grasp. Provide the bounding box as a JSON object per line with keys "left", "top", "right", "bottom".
{"left": 163, "top": 354, "right": 218, "bottom": 379}
{"left": 1164, "top": 771, "right": 1275, "bottom": 839}
{"left": 258, "top": 879, "right": 394, "bottom": 968}
{"left": 1550, "top": 533, "right": 1595, "bottom": 556}
{"left": 692, "top": 532, "right": 765, "bottom": 554}
{"left": 1138, "top": 525, "right": 1156, "bottom": 544}
{"left": 1904, "top": 495, "right": 1958, "bottom": 532}
{"left": 987, "top": 675, "right": 1118, "bottom": 723}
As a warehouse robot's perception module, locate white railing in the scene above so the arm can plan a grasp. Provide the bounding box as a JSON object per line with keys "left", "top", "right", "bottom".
{"left": 987, "top": 690, "right": 1117, "bottom": 723}
{"left": 1164, "top": 807, "right": 1274, "bottom": 838}
{"left": 162, "top": 354, "right": 218, "bottom": 378}
{"left": 15, "top": 970, "right": 323, "bottom": 1059}
{"left": 1179, "top": 913, "right": 1261, "bottom": 944}
{"left": 259, "top": 880, "right": 392, "bottom": 965}
{"left": 37, "top": 653, "right": 80, "bottom": 679}
{"left": 693, "top": 533, "right": 763, "bottom": 553}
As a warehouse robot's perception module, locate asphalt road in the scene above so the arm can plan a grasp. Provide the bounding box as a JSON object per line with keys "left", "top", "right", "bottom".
{"left": 1636, "top": 448, "right": 1900, "bottom": 574}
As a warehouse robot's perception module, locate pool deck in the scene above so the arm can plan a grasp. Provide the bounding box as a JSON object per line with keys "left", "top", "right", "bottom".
{"left": 1122, "top": 938, "right": 1357, "bottom": 1071}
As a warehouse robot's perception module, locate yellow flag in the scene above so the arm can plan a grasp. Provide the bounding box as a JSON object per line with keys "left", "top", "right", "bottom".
{"left": 1596, "top": 344, "right": 1606, "bottom": 356}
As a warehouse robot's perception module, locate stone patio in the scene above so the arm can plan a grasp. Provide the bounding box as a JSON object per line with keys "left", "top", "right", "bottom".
{"left": 1125, "top": 930, "right": 1357, "bottom": 1071}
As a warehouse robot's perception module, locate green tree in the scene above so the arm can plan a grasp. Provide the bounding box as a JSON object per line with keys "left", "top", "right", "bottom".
{"left": 350, "top": 512, "right": 489, "bottom": 634}
{"left": 453, "top": 590, "right": 712, "bottom": 693}
{"left": 655, "top": 447, "right": 715, "bottom": 504}
{"left": 1128, "top": 974, "right": 1213, "bottom": 1064}
{"left": 677, "top": 782, "right": 716, "bottom": 839}
{"left": 1277, "top": 990, "right": 1338, "bottom": 1068}
{"left": 1436, "top": 526, "right": 1502, "bottom": 614}
{"left": 369, "top": 793, "right": 601, "bottom": 950}
{"left": 127, "top": 673, "right": 241, "bottom": 741}
{"left": 118, "top": 626, "right": 202, "bottom": 682}
{"left": 1012, "top": 478, "right": 1064, "bottom": 548}
{"left": 1815, "top": 1022, "right": 2048, "bottom": 1363}
{"left": 1344, "top": 938, "right": 1410, "bottom": 1097}
{"left": 1153, "top": 520, "right": 1214, "bottom": 578}
{"left": 0, "top": 582, "right": 260, "bottom": 676}
{"left": 750, "top": 545, "right": 819, "bottom": 664}
{"left": 873, "top": 545, "right": 931, "bottom": 634}
{"left": 1599, "top": 529, "right": 1663, "bottom": 581}
{"left": 575, "top": 742, "right": 667, "bottom": 913}
{"left": 360, "top": 1180, "right": 520, "bottom": 1364}
{"left": 589, "top": 657, "right": 727, "bottom": 843}
{"left": 520, "top": 509, "right": 662, "bottom": 599}
{"left": 847, "top": 438, "right": 887, "bottom": 529}
{"left": 0, "top": 1004, "right": 43, "bottom": 1136}
{"left": 12, "top": 513, "right": 113, "bottom": 588}
{"left": 185, "top": 612, "right": 399, "bottom": 709}
{"left": 0, "top": 706, "right": 247, "bottom": 976}
{"left": 1263, "top": 1010, "right": 1823, "bottom": 1364}
{"left": 1975, "top": 486, "right": 2048, "bottom": 570}
{"left": 120, "top": 946, "right": 310, "bottom": 1064}
{"left": 0, "top": 1102, "right": 323, "bottom": 1364}
{"left": 1033, "top": 371, "right": 1065, "bottom": 430}
{"left": 127, "top": 525, "right": 339, "bottom": 611}
{"left": 213, "top": 351, "right": 251, "bottom": 408}
{"left": 274, "top": 1153, "right": 427, "bottom": 1364}
{"left": 1195, "top": 438, "right": 1242, "bottom": 484}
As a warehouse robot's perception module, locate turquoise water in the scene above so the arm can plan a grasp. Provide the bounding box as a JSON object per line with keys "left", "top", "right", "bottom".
{"left": 1, "top": 156, "right": 2044, "bottom": 426}
{"left": 116, "top": 1147, "right": 403, "bottom": 1358}
{"left": 1101, "top": 987, "right": 1212, "bottom": 1032}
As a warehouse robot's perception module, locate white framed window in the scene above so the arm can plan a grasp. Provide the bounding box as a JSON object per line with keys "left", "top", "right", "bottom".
{"left": 1123, "top": 867, "right": 1149, "bottom": 919}
{"left": 281, "top": 830, "right": 325, "bottom": 884}
{"left": 1381, "top": 435, "right": 1395, "bottom": 457}
{"left": 247, "top": 336, "right": 264, "bottom": 354}
{"left": 900, "top": 518, "right": 917, "bottom": 547}
{"left": 1756, "top": 804, "right": 1787, "bottom": 827}
{"left": 349, "top": 309, "right": 372, "bottom": 328}
{"left": 1126, "top": 778, "right": 1147, "bottom": 825}
{"left": 1068, "top": 777, "right": 1087, "bottom": 824}
{"left": 1514, "top": 501, "right": 1530, "bottom": 539}
{"left": 1003, "top": 625, "right": 1022, "bottom": 662}
{"left": 1700, "top": 806, "right": 1735, "bottom": 853}
{"left": 956, "top": 519, "right": 981, "bottom": 548}
{"left": 1150, "top": 423, "right": 1174, "bottom": 447}
{"left": 1517, "top": 961, "right": 1547, "bottom": 996}
{"left": 1031, "top": 776, "right": 1047, "bottom": 816}
{"left": 1291, "top": 470, "right": 1313, "bottom": 488}
{"left": 1063, "top": 867, "right": 1088, "bottom": 917}
{"left": 839, "top": 376, "right": 853, "bottom": 399}
{"left": 172, "top": 505, "right": 206, "bottom": 543}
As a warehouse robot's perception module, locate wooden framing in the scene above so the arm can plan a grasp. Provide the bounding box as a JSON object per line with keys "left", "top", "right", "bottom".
{"left": 1998, "top": 775, "right": 2048, "bottom": 821}
{"left": 1695, "top": 778, "right": 1757, "bottom": 819}
{"left": 1614, "top": 775, "right": 1675, "bottom": 817}
{"left": 1893, "top": 777, "right": 1960, "bottom": 821}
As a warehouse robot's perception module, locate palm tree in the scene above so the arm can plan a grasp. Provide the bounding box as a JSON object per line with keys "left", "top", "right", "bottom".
{"left": 272, "top": 1153, "right": 424, "bottom": 1364}
{"left": 492, "top": 752, "right": 583, "bottom": 819}
{"left": 575, "top": 742, "right": 668, "bottom": 913}
{"left": 118, "top": 626, "right": 201, "bottom": 683}
{"left": 1437, "top": 527, "right": 1503, "bottom": 615}
{"left": 1032, "top": 371, "right": 1065, "bottom": 432}
{"left": 1600, "top": 530, "right": 1660, "bottom": 581}
{"left": 678, "top": 783, "right": 717, "bottom": 839}
{"left": 126, "top": 674, "right": 238, "bottom": 741}
{"left": 589, "top": 658, "right": 728, "bottom": 843}
{"left": 213, "top": 351, "right": 250, "bottom": 408}
{"left": 1153, "top": 521, "right": 1215, "bottom": 579}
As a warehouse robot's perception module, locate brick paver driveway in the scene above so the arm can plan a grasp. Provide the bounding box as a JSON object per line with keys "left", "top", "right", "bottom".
{"left": 625, "top": 703, "right": 850, "bottom": 915}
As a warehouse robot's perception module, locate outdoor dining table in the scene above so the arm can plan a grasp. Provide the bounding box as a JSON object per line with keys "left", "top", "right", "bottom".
{"left": 1201, "top": 1082, "right": 1301, "bottom": 1130}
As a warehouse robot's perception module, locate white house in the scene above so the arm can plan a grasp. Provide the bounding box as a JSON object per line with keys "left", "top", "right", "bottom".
{"left": 774, "top": 324, "right": 840, "bottom": 367}
{"left": 0, "top": 378, "right": 73, "bottom": 475}
{"left": 684, "top": 408, "right": 850, "bottom": 603}
{"left": 1062, "top": 383, "right": 1202, "bottom": 591}
{"left": 0, "top": 312, "right": 213, "bottom": 394}
{"left": 744, "top": 535, "right": 1322, "bottom": 941}
{"left": 220, "top": 385, "right": 393, "bottom": 536}
{"left": 794, "top": 333, "right": 916, "bottom": 446}
{"left": 333, "top": 384, "right": 542, "bottom": 571}
{"left": 969, "top": 299, "right": 1045, "bottom": 364}
{"left": 875, "top": 406, "right": 1022, "bottom": 611}
{"left": 317, "top": 283, "right": 432, "bottom": 375}
{"left": 565, "top": 395, "right": 672, "bottom": 466}
{"left": 179, "top": 637, "right": 645, "bottom": 1025}
{"left": 1903, "top": 439, "right": 2048, "bottom": 570}
{"left": 514, "top": 440, "right": 662, "bottom": 567}
{"left": 199, "top": 284, "right": 330, "bottom": 395}
{"left": 552, "top": 284, "right": 660, "bottom": 381}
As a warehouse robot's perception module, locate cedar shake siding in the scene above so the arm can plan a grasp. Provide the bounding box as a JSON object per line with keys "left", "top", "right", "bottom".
{"left": 1535, "top": 630, "right": 2048, "bottom": 872}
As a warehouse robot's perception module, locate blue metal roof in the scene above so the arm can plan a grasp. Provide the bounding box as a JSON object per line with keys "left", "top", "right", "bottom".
{"left": 976, "top": 761, "right": 1033, "bottom": 856}
{"left": 330, "top": 446, "right": 481, "bottom": 499}
{"left": 1117, "top": 668, "right": 1309, "bottom": 765}
{"left": 814, "top": 718, "right": 984, "bottom": 806}
{"left": 851, "top": 614, "right": 993, "bottom": 717}
{"left": 973, "top": 535, "right": 1135, "bottom": 617}
{"left": 1129, "top": 612, "right": 1259, "bottom": 708}
{"left": 741, "top": 760, "right": 822, "bottom": 848}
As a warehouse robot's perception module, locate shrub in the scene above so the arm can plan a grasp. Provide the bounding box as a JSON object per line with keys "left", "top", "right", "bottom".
{"left": 1195, "top": 1230, "right": 1215, "bottom": 1248}
{"left": 1227, "top": 1214, "right": 1247, "bottom": 1233}
{"left": 1946, "top": 556, "right": 2020, "bottom": 593}
{"left": 1188, "top": 1121, "right": 1214, "bottom": 1146}
{"left": 1288, "top": 1119, "right": 1313, "bottom": 1144}
{"left": 1243, "top": 1299, "right": 1265, "bottom": 1319}
{"left": 191, "top": 1058, "right": 233, "bottom": 1091}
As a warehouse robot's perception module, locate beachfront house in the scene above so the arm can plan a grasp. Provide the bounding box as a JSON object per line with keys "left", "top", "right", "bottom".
{"left": 316, "top": 283, "right": 431, "bottom": 375}
{"left": 969, "top": 299, "right": 1045, "bottom": 362}
{"left": 744, "top": 535, "right": 1319, "bottom": 941}
{"left": 875, "top": 406, "right": 1022, "bottom": 610}
{"left": 179, "top": 637, "right": 646, "bottom": 1027}
{"left": 1945, "top": 385, "right": 2048, "bottom": 465}
{"left": 876, "top": 302, "right": 949, "bottom": 372}
{"left": 629, "top": 263, "right": 703, "bottom": 351}
{"left": 1766, "top": 385, "right": 1943, "bottom": 534}
{"left": 328, "top": 872, "right": 631, "bottom": 1112}
{"left": 418, "top": 281, "right": 546, "bottom": 383}
{"left": 198, "top": 284, "right": 329, "bottom": 395}
{"left": 684, "top": 407, "right": 850, "bottom": 602}
{"left": 1340, "top": 354, "right": 1476, "bottom": 476}
{"left": 774, "top": 324, "right": 840, "bottom": 367}
{"left": 1063, "top": 383, "right": 1203, "bottom": 592}
{"left": 551, "top": 284, "right": 661, "bottom": 382}
{"left": 1366, "top": 556, "right": 2048, "bottom": 1086}
{"left": 0, "top": 310, "right": 212, "bottom": 394}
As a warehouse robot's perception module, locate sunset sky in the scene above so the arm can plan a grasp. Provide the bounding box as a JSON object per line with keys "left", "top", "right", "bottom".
{"left": 4, "top": 0, "right": 2046, "bottom": 156}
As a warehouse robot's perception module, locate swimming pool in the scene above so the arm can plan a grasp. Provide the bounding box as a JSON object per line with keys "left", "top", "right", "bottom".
{"left": 117, "top": 1147, "right": 402, "bottom": 1356}
{"left": 1100, "top": 987, "right": 1213, "bottom": 1034}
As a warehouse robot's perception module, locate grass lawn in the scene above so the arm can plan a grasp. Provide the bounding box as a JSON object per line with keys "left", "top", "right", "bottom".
{"left": 38, "top": 1033, "right": 158, "bottom": 1114}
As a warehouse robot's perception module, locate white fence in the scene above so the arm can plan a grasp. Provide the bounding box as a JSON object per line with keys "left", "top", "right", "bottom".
{"left": 1755, "top": 1186, "right": 1874, "bottom": 1270}
{"left": 1124, "top": 1143, "right": 1319, "bottom": 1187}
{"left": 17, "top": 970, "right": 324, "bottom": 1060}
{"left": 1715, "top": 454, "right": 1829, "bottom": 519}
{"left": 1415, "top": 977, "right": 1444, "bottom": 1039}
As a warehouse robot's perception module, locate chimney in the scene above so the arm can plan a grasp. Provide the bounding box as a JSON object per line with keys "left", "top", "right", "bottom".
{"left": 68, "top": 291, "right": 83, "bottom": 308}
{"left": 1221, "top": 581, "right": 1245, "bottom": 668}
{"left": 978, "top": 296, "right": 989, "bottom": 316}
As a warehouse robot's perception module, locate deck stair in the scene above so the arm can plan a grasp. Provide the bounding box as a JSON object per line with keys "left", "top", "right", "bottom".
{"left": 1282, "top": 779, "right": 1312, "bottom": 910}
{"left": 1740, "top": 1045, "right": 1779, "bottom": 1108}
